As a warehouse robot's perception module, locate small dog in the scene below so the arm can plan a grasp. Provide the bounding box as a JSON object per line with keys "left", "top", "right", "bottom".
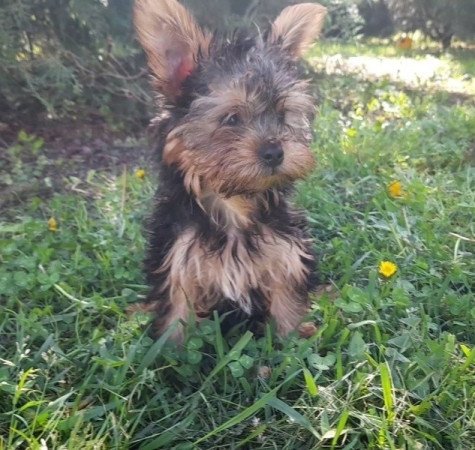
{"left": 133, "top": 0, "right": 326, "bottom": 342}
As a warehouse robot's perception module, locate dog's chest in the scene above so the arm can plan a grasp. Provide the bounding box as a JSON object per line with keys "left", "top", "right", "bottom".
{"left": 161, "top": 225, "right": 311, "bottom": 314}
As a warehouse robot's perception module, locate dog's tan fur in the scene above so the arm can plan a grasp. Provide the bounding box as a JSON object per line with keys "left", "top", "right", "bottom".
{"left": 147, "top": 227, "right": 312, "bottom": 341}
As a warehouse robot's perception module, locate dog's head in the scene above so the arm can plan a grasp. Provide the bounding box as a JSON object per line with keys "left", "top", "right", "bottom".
{"left": 135, "top": 0, "right": 326, "bottom": 197}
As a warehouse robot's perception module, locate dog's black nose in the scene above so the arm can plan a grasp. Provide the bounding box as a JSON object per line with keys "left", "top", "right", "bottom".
{"left": 259, "top": 143, "right": 284, "bottom": 168}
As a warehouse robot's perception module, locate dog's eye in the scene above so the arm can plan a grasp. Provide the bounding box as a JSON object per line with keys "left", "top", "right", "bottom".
{"left": 222, "top": 113, "right": 240, "bottom": 127}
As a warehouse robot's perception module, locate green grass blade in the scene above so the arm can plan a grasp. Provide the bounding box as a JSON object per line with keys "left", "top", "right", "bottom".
{"left": 213, "top": 310, "right": 225, "bottom": 359}
{"left": 267, "top": 397, "right": 320, "bottom": 438}
{"left": 136, "top": 323, "right": 178, "bottom": 373}
{"left": 331, "top": 408, "right": 350, "bottom": 450}
{"left": 461, "top": 344, "right": 475, "bottom": 370}
{"left": 236, "top": 424, "right": 267, "bottom": 448}
{"left": 200, "top": 330, "right": 253, "bottom": 390}
{"left": 194, "top": 370, "right": 300, "bottom": 445}
{"left": 379, "top": 362, "right": 395, "bottom": 425}
{"left": 303, "top": 367, "right": 318, "bottom": 397}
{"left": 193, "top": 388, "right": 278, "bottom": 445}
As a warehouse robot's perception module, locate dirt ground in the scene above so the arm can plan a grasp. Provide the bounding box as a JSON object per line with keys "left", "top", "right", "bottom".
{"left": 0, "top": 119, "right": 153, "bottom": 214}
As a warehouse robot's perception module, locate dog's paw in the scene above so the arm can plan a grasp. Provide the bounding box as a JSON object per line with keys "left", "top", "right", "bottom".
{"left": 298, "top": 321, "right": 318, "bottom": 338}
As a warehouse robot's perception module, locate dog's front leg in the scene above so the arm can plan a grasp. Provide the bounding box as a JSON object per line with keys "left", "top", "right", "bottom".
{"left": 147, "top": 288, "right": 196, "bottom": 344}
{"left": 269, "top": 288, "right": 310, "bottom": 337}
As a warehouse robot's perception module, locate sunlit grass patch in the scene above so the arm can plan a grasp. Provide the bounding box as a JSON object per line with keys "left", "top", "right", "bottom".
{"left": 310, "top": 38, "right": 475, "bottom": 96}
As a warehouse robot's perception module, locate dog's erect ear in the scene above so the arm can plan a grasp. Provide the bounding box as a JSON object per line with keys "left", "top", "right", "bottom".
{"left": 269, "top": 3, "right": 327, "bottom": 58}
{"left": 134, "top": 0, "right": 211, "bottom": 100}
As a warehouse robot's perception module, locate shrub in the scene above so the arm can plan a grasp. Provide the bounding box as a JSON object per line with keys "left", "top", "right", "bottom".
{"left": 386, "top": 0, "right": 475, "bottom": 48}
{"left": 0, "top": 0, "right": 150, "bottom": 129}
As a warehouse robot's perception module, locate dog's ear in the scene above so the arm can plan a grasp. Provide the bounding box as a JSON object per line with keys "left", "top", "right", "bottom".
{"left": 268, "top": 3, "right": 327, "bottom": 58}
{"left": 134, "top": 0, "right": 211, "bottom": 100}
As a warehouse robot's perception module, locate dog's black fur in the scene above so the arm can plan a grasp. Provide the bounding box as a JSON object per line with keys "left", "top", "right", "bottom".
{"left": 133, "top": 0, "right": 326, "bottom": 341}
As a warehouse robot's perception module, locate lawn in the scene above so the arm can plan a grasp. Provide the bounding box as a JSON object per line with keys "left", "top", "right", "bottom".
{"left": 1, "top": 42, "right": 474, "bottom": 449}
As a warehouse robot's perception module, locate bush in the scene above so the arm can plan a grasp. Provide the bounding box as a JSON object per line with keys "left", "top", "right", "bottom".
{"left": 0, "top": 0, "right": 366, "bottom": 130}
{"left": 386, "top": 0, "right": 475, "bottom": 48}
{"left": 0, "top": 0, "right": 150, "bottom": 129}
{"left": 358, "top": 0, "right": 394, "bottom": 37}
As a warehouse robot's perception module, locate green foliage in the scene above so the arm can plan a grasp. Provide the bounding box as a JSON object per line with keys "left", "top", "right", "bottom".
{"left": 1, "top": 38, "right": 475, "bottom": 450}
{"left": 0, "top": 0, "right": 368, "bottom": 130}
{"left": 320, "top": 0, "right": 365, "bottom": 40}
{"left": 0, "top": 0, "right": 474, "bottom": 132}
{"left": 2, "top": 131, "right": 45, "bottom": 184}
{"left": 0, "top": 0, "right": 150, "bottom": 128}
{"left": 386, "top": 0, "right": 475, "bottom": 48}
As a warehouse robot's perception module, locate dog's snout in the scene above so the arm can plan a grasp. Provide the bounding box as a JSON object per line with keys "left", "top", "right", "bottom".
{"left": 259, "top": 142, "right": 284, "bottom": 168}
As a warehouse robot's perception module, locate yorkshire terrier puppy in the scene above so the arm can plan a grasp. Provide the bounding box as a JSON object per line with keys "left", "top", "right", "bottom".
{"left": 133, "top": 0, "right": 326, "bottom": 342}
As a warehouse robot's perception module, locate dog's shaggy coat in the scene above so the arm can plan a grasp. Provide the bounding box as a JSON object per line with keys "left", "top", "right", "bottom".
{"left": 133, "top": 0, "right": 326, "bottom": 341}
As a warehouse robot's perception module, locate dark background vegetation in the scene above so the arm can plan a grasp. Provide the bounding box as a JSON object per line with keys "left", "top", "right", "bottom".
{"left": 1, "top": 0, "right": 474, "bottom": 134}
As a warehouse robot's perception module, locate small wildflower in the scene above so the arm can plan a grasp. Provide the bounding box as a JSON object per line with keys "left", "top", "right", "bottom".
{"left": 251, "top": 417, "right": 261, "bottom": 427}
{"left": 388, "top": 180, "right": 404, "bottom": 198}
{"left": 135, "top": 168, "right": 146, "bottom": 179}
{"left": 47, "top": 217, "right": 58, "bottom": 232}
{"left": 379, "top": 261, "right": 398, "bottom": 278}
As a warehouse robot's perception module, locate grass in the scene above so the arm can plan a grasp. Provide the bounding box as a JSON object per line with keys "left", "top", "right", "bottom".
{"left": 1, "top": 42, "right": 475, "bottom": 449}
{"left": 310, "top": 38, "right": 475, "bottom": 97}
{"left": 312, "top": 38, "right": 475, "bottom": 77}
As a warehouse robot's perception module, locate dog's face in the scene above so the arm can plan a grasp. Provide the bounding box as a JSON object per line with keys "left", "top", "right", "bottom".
{"left": 135, "top": 0, "right": 327, "bottom": 197}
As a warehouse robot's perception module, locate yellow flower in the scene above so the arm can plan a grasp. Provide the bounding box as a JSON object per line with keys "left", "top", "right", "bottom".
{"left": 135, "top": 168, "right": 146, "bottom": 179}
{"left": 388, "top": 180, "right": 404, "bottom": 198}
{"left": 379, "top": 261, "right": 398, "bottom": 278}
{"left": 48, "top": 217, "right": 58, "bottom": 232}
